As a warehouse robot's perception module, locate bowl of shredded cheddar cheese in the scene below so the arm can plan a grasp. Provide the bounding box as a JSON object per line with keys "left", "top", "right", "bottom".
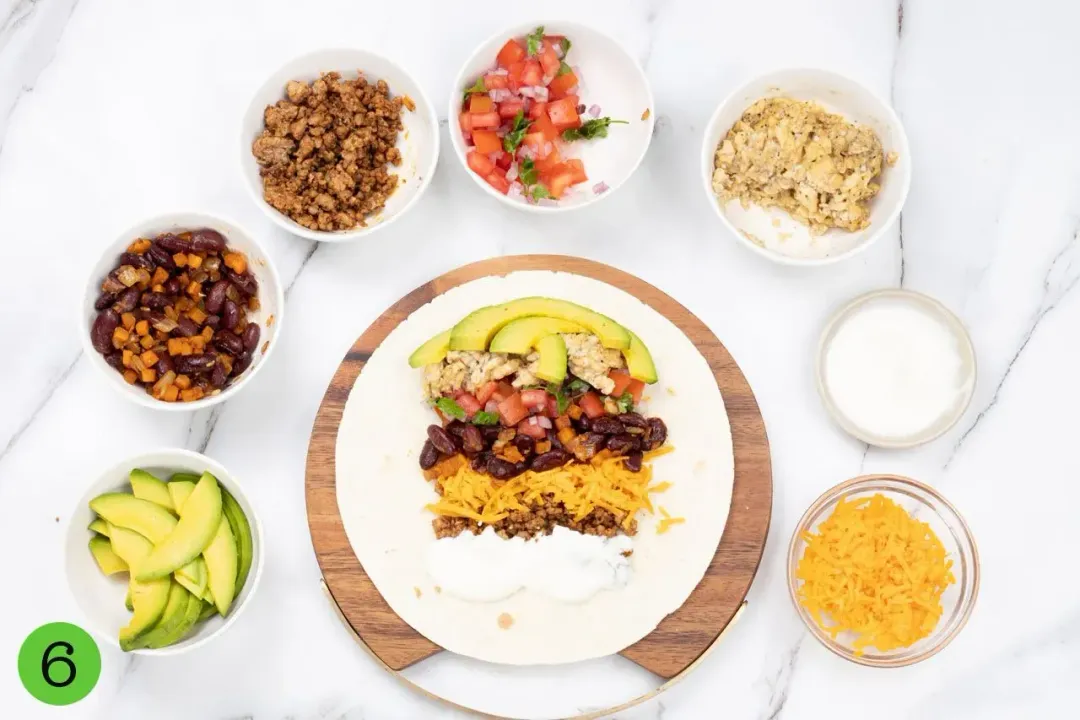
{"left": 787, "top": 474, "right": 979, "bottom": 667}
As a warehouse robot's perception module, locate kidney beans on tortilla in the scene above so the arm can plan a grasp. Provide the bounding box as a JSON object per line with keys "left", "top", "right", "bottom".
{"left": 531, "top": 449, "right": 570, "bottom": 472}
{"left": 645, "top": 417, "right": 668, "bottom": 450}
{"left": 427, "top": 425, "right": 457, "bottom": 455}
{"left": 419, "top": 440, "right": 440, "bottom": 470}
{"left": 624, "top": 451, "right": 644, "bottom": 473}
{"left": 590, "top": 416, "right": 625, "bottom": 435}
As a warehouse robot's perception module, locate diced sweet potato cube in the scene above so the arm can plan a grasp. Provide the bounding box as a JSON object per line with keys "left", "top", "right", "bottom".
{"left": 139, "top": 335, "right": 155, "bottom": 349}
{"left": 186, "top": 254, "right": 203, "bottom": 269}
{"left": 175, "top": 374, "right": 192, "bottom": 390}
{"left": 127, "top": 239, "right": 151, "bottom": 254}
{"left": 122, "top": 349, "right": 134, "bottom": 367}
{"left": 173, "top": 253, "right": 188, "bottom": 267}
{"left": 164, "top": 306, "right": 179, "bottom": 321}
{"left": 135, "top": 320, "right": 150, "bottom": 336}
{"left": 223, "top": 252, "right": 247, "bottom": 274}
{"left": 190, "top": 336, "right": 205, "bottom": 351}
{"left": 112, "top": 327, "right": 130, "bottom": 348}
{"left": 140, "top": 368, "right": 157, "bottom": 383}
{"left": 163, "top": 385, "right": 180, "bottom": 402}
{"left": 140, "top": 350, "right": 159, "bottom": 367}
{"left": 186, "top": 281, "right": 202, "bottom": 298}
{"left": 179, "top": 387, "right": 204, "bottom": 403}
{"left": 535, "top": 440, "right": 552, "bottom": 453}
{"left": 557, "top": 427, "right": 576, "bottom": 445}
{"left": 121, "top": 313, "right": 136, "bottom": 330}
{"left": 248, "top": 296, "right": 260, "bottom": 312}
{"left": 175, "top": 297, "right": 192, "bottom": 312}
{"left": 567, "top": 404, "right": 583, "bottom": 420}
{"left": 134, "top": 268, "right": 151, "bottom": 287}
{"left": 167, "top": 338, "right": 185, "bottom": 356}
{"left": 151, "top": 267, "right": 169, "bottom": 286}
{"left": 122, "top": 369, "right": 138, "bottom": 384}
{"left": 188, "top": 307, "right": 207, "bottom": 324}
{"left": 200, "top": 326, "right": 214, "bottom": 343}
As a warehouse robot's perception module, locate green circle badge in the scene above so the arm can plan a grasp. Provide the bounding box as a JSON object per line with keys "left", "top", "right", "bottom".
{"left": 18, "top": 622, "right": 101, "bottom": 706}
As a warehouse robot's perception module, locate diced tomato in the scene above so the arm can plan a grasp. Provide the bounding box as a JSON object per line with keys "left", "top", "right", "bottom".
{"left": 483, "top": 73, "right": 509, "bottom": 89}
{"left": 528, "top": 101, "right": 547, "bottom": 119}
{"left": 547, "top": 98, "right": 581, "bottom": 130}
{"left": 563, "top": 93, "right": 580, "bottom": 108}
{"left": 520, "top": 389, "right": 550, "bottom": 410}
{"left": 541, "top": 164, "right": 575, "bottom": 198}
{"left": 492, "top": 381, "right": 515, "bottom": 403}
{"left": 454, "top": 392, "right": 482, "bottom": 418}
{"left": 517, "top": 416, "right": 548, "bottom": 439}
{"left": 471, "top": 129, "right": 502, "bottom": 155}
{"left": 532, "top": 112, "right": 559, "bottom": 143}
{"left": 469, "top": 95, "right": 494, "bottom": 114}
{"left": 565, "top": 158, "right": 588, "bottom": 185}
{"left": 534, "top": 146, "right": 562, "bottom": 173}
{"left": 498, "top": 98, "right": 525, "bottom": 119}
{"left": 466, "top": 151, "right": 496, "bottom": 176}
{"left": 547, "top": 70, "right": 578, "bottom": 100}
{"left": 627, "top": 379, "right": 646, "bottom": 404}
{"left": 545, "top": 394, "right": 559, "bottom": 418}
{"left": 498, "top": 392, "right": 529, "bottom": 426}
{"left": 544, "top": 34, "right": 567, "bottom": 51}
{"left": 476, "top": 381, "right": 499, "bottom": 405}
{"left": 506, "top": 60, "right": 526, "bottom": 90}
{"left": 494, "top": 151, "right": 512, "bottom": 170}
{"left": 485, "top": 172, "right": 510, "bottom": 194}
{"left": 470, "top": 112, "right": 500, "bottom": 129}
{"left": 538, "top": 41, "right": 561, "bottom": 77}
{"left": 521, "top": 132, "right": 552, "bottom": 158}
{"left": 459, "top": 112, "right": 473, "bottom": 134}
{"left": 522, "top": 59, "right": 543, "bottom": 87}
{"left": 496, "top": 39, "right": 527, "bottom": 68}
{"left": 607, "top": 369, "right": 633, "bottom": 397}
{"left": 579, "top": 391, "right": 606, "bottom": 419}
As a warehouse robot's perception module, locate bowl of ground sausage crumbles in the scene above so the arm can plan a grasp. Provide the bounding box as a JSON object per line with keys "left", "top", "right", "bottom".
{"left": 241, "top": 49, "right": 439, "bottom": 242}
{"left": 81, "top": 212, "right": 284, "bottom": 410}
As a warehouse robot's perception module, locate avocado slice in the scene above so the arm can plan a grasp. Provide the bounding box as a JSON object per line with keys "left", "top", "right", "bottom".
{"left": 120, "top": 577, "right": 171, "bottom": 651}
{"left": 408, "top": 328, "right": 452, "bottom": 368}
{"left": 533, "top": 334, "right": 569, "bottom": 384}
{"left": 449, "top": 298, "right": 631, "bottom": 352}
{"left": 88, "top": 536, "right": 127, "bottom": 575}
{"left": 168, "top": 472, "right": 201, "bottom": 484}
{"left": 131, "top": 581, "right": 190, "bottom": 650}
{"left": 222, "top": 490, "right": 254, "bottom": 598}
{"left": 198, "top": 601, "right": 217, "bottom": 622}
{"left": 623, "top": 330, "right": 658, "bottom": 384}
{"left": 107, "top": 524, "right": 155, "bottom": 568}
{"left": 488, "top": 316, "right": 586, "bottom": 354}
{"left": 203, "top": 517, "right": 238, "bottom": 616}
{"left": 129, "top": 469, "right": 175, "bottom": 512}
{"left": 135, "top": 472, "right": 222, "bottom": 581}
{"left": 168, "top": 481, "right": 196, "bottom": 513}
{"left": 173, "top": 559, "right": 208, "bottom": 599}
{"left": 172, "top": 591, "right": 208, "bottom": 644}
{"left": 90, "top": 494, "right": 179, "bottom": 543}
{"left": 88, "top": 518, "right": 111, "bottom": 537}
{"left": 124, "top": 587, "right": 133, "bottom": 611}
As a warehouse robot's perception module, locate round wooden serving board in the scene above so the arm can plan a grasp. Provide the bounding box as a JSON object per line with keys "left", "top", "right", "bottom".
{"left": 305, "top": 255, "right": 772, "bottom": 680}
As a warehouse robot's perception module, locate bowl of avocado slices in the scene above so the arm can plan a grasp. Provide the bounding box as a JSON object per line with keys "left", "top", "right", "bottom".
{"left": 65, "top": 449, "right": 263, "bottom": 655}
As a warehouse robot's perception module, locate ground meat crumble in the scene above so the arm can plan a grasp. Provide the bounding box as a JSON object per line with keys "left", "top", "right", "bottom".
{"left": 431, "top": 494, "right": 637, "bottom": 541}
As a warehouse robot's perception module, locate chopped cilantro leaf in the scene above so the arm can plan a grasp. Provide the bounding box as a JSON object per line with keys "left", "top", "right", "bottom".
{"left": 561, "top": 117, "right": 629, "bottom": 142}
{"left": 462, "top": 76, "right": 486, "bottom": 103}
{"left": 526, "top": 26, "right": 545, "bottom": 56}
{"left": 502, "top": 110, "right": 532, "bottom": 154}
{"left": 560, "top": 37, "right": 572, "bottom": 56}
{"left": 434, "top": 397, "right": 466, "bottom": 420}
{"left": 566, "top": 378, "right": 592, "bottom": 395}
{"left": 556, "top": 61, "right": 573, "bottom": 77}
{"left": 518, "top": 156, "right": 538, "bottom": 186}
{"left": 615, "top": 391, "right": 634, "bottom": 414}
{"left": 471, "top": 411, "right": 500, "bottom": 425}
{"left": 547, "top": 383, "right": 570, "bottom": 415}
{"left": 530, "top": 184, "right": 551, "bottom": 201}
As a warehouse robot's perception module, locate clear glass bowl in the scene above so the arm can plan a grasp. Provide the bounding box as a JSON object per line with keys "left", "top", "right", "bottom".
{"left": 787, "top": 474, "right": 980, "bottom": 667}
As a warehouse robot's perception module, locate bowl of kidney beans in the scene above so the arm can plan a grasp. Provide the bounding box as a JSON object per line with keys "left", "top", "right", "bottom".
{"left": 82, "top": 213, "right": 284, "bottom": 410}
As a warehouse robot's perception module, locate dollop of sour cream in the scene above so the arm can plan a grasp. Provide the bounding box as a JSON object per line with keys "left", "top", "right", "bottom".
{"left": 426, "top": 526, "right": 633, "bottom": 603}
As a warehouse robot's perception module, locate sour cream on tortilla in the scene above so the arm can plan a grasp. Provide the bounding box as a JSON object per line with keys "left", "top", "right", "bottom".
{"left": 426, "top": 526, "right": 633, "bottom": 603}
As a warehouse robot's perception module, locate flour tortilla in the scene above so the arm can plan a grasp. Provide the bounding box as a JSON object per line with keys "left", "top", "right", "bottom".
{"left": 336, "top": 271, "right": 733, "bottom": 665}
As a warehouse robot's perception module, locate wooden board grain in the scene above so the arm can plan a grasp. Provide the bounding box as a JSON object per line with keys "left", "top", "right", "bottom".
{"left": 305, "top": 255, "right": 772, "bottom": 679}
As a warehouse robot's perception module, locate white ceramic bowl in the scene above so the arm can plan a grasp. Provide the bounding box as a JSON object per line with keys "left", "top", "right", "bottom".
{"left": 450, "top": 21, "right": 654, "bottom": 212}
{"left": 701, "top": 68, "right": 911, "bottom": 265}
{"left": 241, "top": 49, "right": 439, "bottom": 241}
{"left": 816, "top": 289, "right": 977, "bottom": 448}
{"left": 65, "top": 449, "right": 264, "bottom": 656}
{"left": 81, "top": 212, "right": 284, "bottom": 412}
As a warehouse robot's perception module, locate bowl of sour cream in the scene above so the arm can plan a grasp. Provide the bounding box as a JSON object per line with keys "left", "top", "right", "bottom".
{"left": 816, "top": 289, "right": 977, "bottom": 448}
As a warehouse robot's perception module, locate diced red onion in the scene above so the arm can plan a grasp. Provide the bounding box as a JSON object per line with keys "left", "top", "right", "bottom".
{"left": 489, "top": 67, "right": 508, "bottom": 76}
{"left": 519, "top": 146, "right": 535, "bottom": 160}
{"left": 532, "top": 86, "right": 549, "bottom": 101}
{"left": 489, "top": 152, "right": 501, "bottom": 164}
{"left": 542, "top": 141, "right": 553, "bottom": 157}
{"left": 588, "top": 104, "right": 601, "bottom": 117}
{"left": 488, "top": 88, "right": 512, "bottom": 102}
{"left": 535, "top": 416, "right": 553, "bottom": 429}
{"left": 518, "top": 86, "right": 535, "bottom": 99}
{"left": 485, "top": 400, "right": 500, "bottom": 414}
{"left": 508, "top": 183, "right": 523, "bottom": 199}
{"left": 506, "top": 163, "right": 519, "bottom": 181}
{"left": 554, "top": 43, "right": 565, "bottom": 59}
{"left": 496, "top": 126, "right": 507, "bottom": 137}
{"left": 593, "top": 181, "right": 609, "bottom": 194}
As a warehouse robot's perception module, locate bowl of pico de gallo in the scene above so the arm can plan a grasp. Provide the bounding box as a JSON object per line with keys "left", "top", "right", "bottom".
{"left": 450, "top": 22, "right": 655, "bottom": 212}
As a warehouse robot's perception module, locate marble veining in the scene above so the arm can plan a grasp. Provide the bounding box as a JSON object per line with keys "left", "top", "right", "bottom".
{"left": 1, "top": 0, "right": 1077, "bottom": 718}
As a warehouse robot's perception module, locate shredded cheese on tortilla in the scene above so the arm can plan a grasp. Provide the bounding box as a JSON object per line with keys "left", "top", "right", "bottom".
{"left": 656, "top": 505, "right": 685, "bottom": 534}
{"left": 795, "top": 493, "right": 955, "bottom": 654}
{"left": 427, "top": 446, "right": 675, "bottom": 530}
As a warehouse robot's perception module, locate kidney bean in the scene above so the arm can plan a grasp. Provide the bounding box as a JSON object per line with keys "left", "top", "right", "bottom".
{"left": 155, "top": 233, "right": 193, "bottom": 252}
{"left": 531, "top": 449, "right": 570, "bottom": 472}
{"left": 487, "top": 456, "right": 524, "bottom": 480}
{"left": 624, "top": 451, "right": 644, "bottom": 473}
{"left": 427, "top": 424, "right": 457, "bottom": 455}
{"left": 156, "top": 354, "right": 175, "bottom": 375}
{"left": 618, "top": 413, "right": 648, "bottom": 430}
{"left": 120, "top": 252, "right": 155, "bottom": 271}
{"left": 204, "top": 314, "right": 221, "bottom": 329}
{"left": 572, "top": 415, "right": 592, "bottom": 433}
{"left": 645, "top": 418, "right": 668, "bottom": 450}
{"left": 445, "top": 420, "right": 467, "bottom": 438}
{"left": 222, "top": 300, "right": 240, "bottom": 330}
{"left": 204, "top": 280, "right": 229, "bottom": 314}
{"left": 512, "top": 434, "right": 534, "bottom": 456}
{"left": 419, "top": 440, "right": 440, "bottom": 470}
{"left": 146, "top": 243, "right": 175, "bottom": 270}
{"left": 572, "top": 432, "right": 606, "bottom": 462}
{"left": 174, "top": 353, "right": 216, "bottom": 374}
{"left": 242, "top": 323, "right": 260, "bottom": 352}
{"left": 110, "top": 287, "right": 139, "bottom": 314}
{"left": 227, "top": 270, "right": 258, "bottom": 297}
{"left": 590, "top": 416, "right": 625, "bottom": 435}
{"left": 215, "top": 329, "right": 244, "bottom": 355}
{"left": 94, "top": 291, "right": 117, "bottom": 310}
{"left": 140, "top": 292, "right": 169, "bottom": 310}
{"left": 481, "top": 426, "right": 503, "bottom": 444}
{"left": 470, "top": 451, "right": 492, "bottom": 472}
{"left": 233, "top": 352, "right": 253, "bottom": 377}
{"left": 104, "top": 352, "right": 124, "bottom": 370}
{"left": 174, "top": 316, "right": 199, "bottom": 338}
{"left": 461, "top": 424, "right": 484, "bottom": 454}
{"left": 190, "top": 228, "right": 226, "bottom": 252}
{"left": 210, "top": 362, "right": 228, "bottom": 388}
{"left": 606, "top": 434, "right": 640, "bottom": 454}
{"left": 163, "top": 277, "right": 182, "bottom": 296}
{"left": 90, "top": 310, "right": 119, "bottom": 354}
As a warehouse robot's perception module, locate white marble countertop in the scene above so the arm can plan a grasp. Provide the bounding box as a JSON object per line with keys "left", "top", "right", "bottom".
{"left": 2, "top": 0, "right": 1077, "bottom": 718}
